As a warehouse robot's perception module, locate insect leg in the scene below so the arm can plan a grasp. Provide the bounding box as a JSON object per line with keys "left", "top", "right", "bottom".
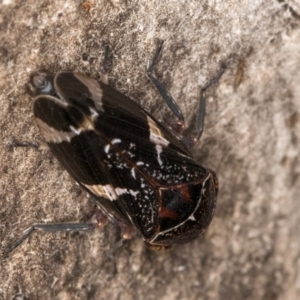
{"left": 92, "top": 201, "right": 134, "bottom": 240}
{"left": 100, "top": 42, "right": 110, "bottom": 85}
{"left": 6, "top": 223, "right": 96, "bottom": 252}
{"left": 6, "top": 216, "right": 133, "bottom": 253}
{"left": 182, "top": 64, "right": 226, "bottom": 149}
{"left": 146, "top": 41, "right": 185, "bottom": 133}
{"left": 7, "top": 139, "right": 49, "bottom": 150}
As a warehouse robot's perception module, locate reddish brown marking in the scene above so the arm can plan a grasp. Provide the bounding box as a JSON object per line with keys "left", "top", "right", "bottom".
{"left": 177, "top": 185, "right": 192, "bottom": 202}
{"left": 158, "top": 207, "right": 178, "bottom": 219}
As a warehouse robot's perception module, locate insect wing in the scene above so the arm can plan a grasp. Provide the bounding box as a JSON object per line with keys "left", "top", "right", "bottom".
{"left": 33, "top": 72, "right": 210, "bottom": 240}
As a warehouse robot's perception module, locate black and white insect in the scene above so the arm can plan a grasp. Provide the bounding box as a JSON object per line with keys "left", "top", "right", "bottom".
{"left": 12, "top": 43, "right": 224, "bottom": 251}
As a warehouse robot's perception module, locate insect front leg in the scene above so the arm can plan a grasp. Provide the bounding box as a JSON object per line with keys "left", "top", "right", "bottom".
{"left": 100, "top": 42, "right": 110, "bottom": 85}
{"left": 147, "top": 41, "right": 226, "bottom": 149}
{"left": 182, "top": 64, "right": 226, "bottom": 148}
{"left": 146, "top": 41, "right": 186, "bottom": 134}
{"left": 7, "top": 138, "right": 48, "bottom": 150}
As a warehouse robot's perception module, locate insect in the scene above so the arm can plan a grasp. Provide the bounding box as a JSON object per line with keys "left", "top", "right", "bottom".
{"left": 11, "top": 43, "right": 224, "bottom": 251}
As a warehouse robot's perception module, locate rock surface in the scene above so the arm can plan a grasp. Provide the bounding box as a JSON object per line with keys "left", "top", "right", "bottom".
{"left": 1, "top": 1, "right": 299, "bottom": 299}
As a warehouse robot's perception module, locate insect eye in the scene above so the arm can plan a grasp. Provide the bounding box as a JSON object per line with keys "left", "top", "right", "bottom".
{"left": 27, "top": 71, "right": 54, "bottom": 96}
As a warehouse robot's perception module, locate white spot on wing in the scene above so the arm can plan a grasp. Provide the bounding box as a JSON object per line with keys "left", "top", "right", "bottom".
{"left": 155, "top": 144, "right": 163, "bottom": 166}
{"left": 115, "top": 187, "right": 128, "bottom": 195}
{"left": 129, "top": 190, "right": 139, "bottom": 198}
{"left": 104, "top": 144, "right": 110, "bottom": 153}
{"left": 115, "top": 187, "right": 139, "bottom": 199}
{"left": 69, "top": 125, "right": 82, "bottom": 135}
{"left": 147, "top": 116, "right": 169, "bottom": 146}
{"left": 104, "top": 138, "right": 122, "bottom": 154}
{"left": 84, "top": 184, "right": 118, "bottom": 201}
{"left": 111, "top": 138, "right": 122, "bottom": 144}
{"left": 104, "top": 184, "right": 118, "bottom": 200}
{"left": 90, "top": 107, "right": 99, "bottom": 119}
{"left": 131, "top": 168, "right": 136, "bottom": 179}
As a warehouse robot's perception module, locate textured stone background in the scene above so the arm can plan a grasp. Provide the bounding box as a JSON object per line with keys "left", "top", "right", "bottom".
{"left": 1, "top": 1, "right": 299, "bottom": 299}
